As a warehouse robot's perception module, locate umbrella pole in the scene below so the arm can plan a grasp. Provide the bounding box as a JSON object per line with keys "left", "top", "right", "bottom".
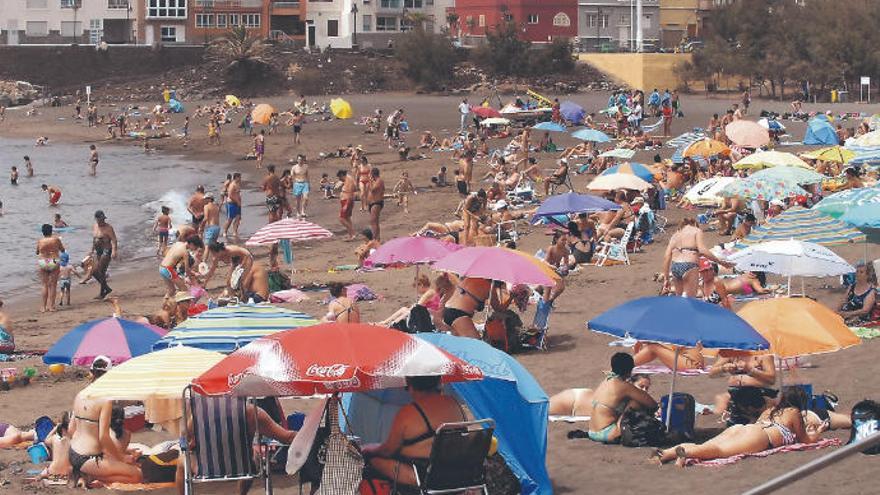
{"left": 787, "top": 275, "right": 791, "bottom": 297}
{"left": 666, "top": 346, "right": 681, "bottom": 430}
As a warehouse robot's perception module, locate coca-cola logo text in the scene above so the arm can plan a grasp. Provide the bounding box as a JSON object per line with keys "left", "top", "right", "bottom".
{"left": 306, "top": 363, "right": 349, "bottom": 378}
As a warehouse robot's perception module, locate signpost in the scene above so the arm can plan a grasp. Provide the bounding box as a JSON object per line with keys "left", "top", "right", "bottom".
{"left": 860, "top": 76, "right": 870, "bottom": 104}
{"left": 85, "top": 85, "right": 91, "bottom": 106}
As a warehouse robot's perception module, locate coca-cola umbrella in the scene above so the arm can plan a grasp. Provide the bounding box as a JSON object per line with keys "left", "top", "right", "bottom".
{"left": 191, "top": 323, "right": 483, "bottom": 397}
{"left": 470, "top": 106, "right": 502, "bottom": 119}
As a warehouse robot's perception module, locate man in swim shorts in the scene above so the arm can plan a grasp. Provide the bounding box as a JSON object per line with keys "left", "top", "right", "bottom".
{"left": 291, "top": 155, "right": 310, "bottom": 219}
{"left": 223, "top": 173, "right": 242, "bottom": 240}
{"left": 338, "top": 169, "right": 356, "bottom": 240}
{"left": 187, "top": 185, "right": 207, "bottom": 234}
{"left": 158, "top": 236, "right": 191, "bottom": 299}
{"left": 202, "top": 193, "right": 221, "bottom": 261}
{"left": 41, "top": 184, "right": 62, "bottom": 205}
{"left": 366, "top": 167, "right": 385, "bottom": 242}
{"left": 262, "top": 165, "right": 284, "bottom": 223}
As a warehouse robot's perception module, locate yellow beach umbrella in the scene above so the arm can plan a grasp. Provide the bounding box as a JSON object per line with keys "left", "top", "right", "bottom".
{"left": 800, "top": 146, "right": 855, "bottom": 164}
{"left": 251, "top": 103, "right": 275, "bottom": 125}
{"left": 733, "top": 151, "right": 813, "bottom": 170}
{"left": 330, "top": 98, "right": 353, "bottom": 119}
{"left": 683, "top": 138, "right": 730, "bottom": 158}
{"left": 225, "top": 94, "right": 241, "bottom": 107}
{"left": 737, "top": 298, "right": 860, "bottom": 358}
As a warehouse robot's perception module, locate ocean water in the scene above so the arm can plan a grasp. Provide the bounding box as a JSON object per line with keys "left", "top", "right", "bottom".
{"left": 0, "top": 137, "right": 213, "bottom": 296}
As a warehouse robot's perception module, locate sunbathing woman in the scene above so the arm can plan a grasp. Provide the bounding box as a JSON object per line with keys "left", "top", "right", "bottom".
{"left": 596, "top": 191, "right": 635, "bottom": 241}
{"left": 0, "top": 421, "right": 35, "bottom": 448}
{"left": 442, "top": 275, "right": 491, "bottom": 339}
{"left": 588, "top": 353, "right": 658, "bottom": 444}
{"left": 632, "top": 342, "right": 705, "bottom": 371}
{"left": 653, "top": 387, "right": 827, "bottom": 467}
{"left": 662, "top": 217, "right": 732, "bottom": 297}
{"left": 710, "top": 351, "right": 776, "bottom": 425}
{"left": 549, "top": 374, "right": 651, "bottom": 417}
{"left": 414, "top": 220, "right": 465, "bottom": 244}
{"left": 721, "top": 271, "right": 771, "bottom": 297}
{"left": 322, "top": 282, "right": 360, "bottom": 323}
{"left": 375, "top": 274, "right": 439, "bottom": 330}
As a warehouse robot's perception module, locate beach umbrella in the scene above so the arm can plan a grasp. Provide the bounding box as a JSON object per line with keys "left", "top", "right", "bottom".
{"left": 343, "top": 333, "right": 552, "bottom": 495}
{"left": 845, "top": 129, "right": 880, "bottom": 150}
{"left": 725, "top": 120, "right": 770, "bottom": 148}
{"left": 152, "top": 303, "right": 319, "bottom": 353}
{"left": 560, "top": 101, "right": 585, "bottom": 124}
{"left": 245, "top": 218, "right": 333, "bottom": 246}
{"left": 683, "top": 138, "right": 729, "bottom": 158}
{"left": 480, "top": 117, "right": 510, "bottom": 126}
{"left": 470, "top": 106, "right": 501, "bottom": 119}
{"left": 751, "top": 166, "right": 825, "bottom": 185}
{"left": 733, "top": 151, "right": 813, "bottom": 170}
{"left": 251, "top": 103, "right": 275, "bottom": 125}
{"left": 433, "top": 247, "right": 559, "bottom": 287}
{"left": 737, "top": 298, "right": 860, "bottom": 359}
{"left": 741, "top": 207, "right": 866, "bottom": 246}
{"left": 530, "top": 192, "right": 619, "bottom": 224}
{"left": 192, "top": 323, "right": 483, "bottom": 396}
{"left": 841, "top": 203, "right": 880, "bottom": 229}
{"left": 588, "top": 296, "right": 769, "bottom": 428}
{"left": 813, "top": 186, "right": 880, "bottom": 218}
{"left": 600, "top": 162, "right": 656, "bottom": 182}
{"left": 719, "top": 176, "right": 805, "bottom": 201}
{"left": 533, "top": 121, "right": 566, "bottom": 132}
{"left": 800, "top": 146, "right": 855, "bottom": 164}
{"left": 849, "top": 150, "right": 880, "bottom": 166}
{"left": 599, "top": 148, "right": 636, "bottom": 160}
{"left": 44, "top": 318, "right": 167, "bottom": 366}
{"left": 225, "top": 95, "right": 241, "bottom": 107}
{"left": 329, "top": 98, "right": 353, "bottom": 119}
{"left": 571, "top": 128, "right": 611, "bottom": 143}
{"left": 586, "top": 173, "right": 652, "bottom": 191}
{"left": 365, "top": 236, "right": 462, "bottom": 266}
{"left": 727, "top": 240, "right": 853, "bottom": 278}
{"left": 683, "top": 177, "right": 737, "bottom": 207}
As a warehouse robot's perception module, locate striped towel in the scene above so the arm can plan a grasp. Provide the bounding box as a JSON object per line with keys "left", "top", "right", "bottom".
{"left": 633, "top": 364, "right": 710, "bottom": 376}
{"left": 686, "top": 438, "right": 842, "bottom": 467}
{"left": 666, "top": 131, "right": 707, "bottom": 149}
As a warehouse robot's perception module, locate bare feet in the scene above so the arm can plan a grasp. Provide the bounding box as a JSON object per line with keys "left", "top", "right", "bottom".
{"left": 674, "top": 446, "right": 688, "bottom": 468}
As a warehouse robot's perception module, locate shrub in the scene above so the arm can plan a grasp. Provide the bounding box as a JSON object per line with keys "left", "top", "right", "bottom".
{"left": 394, "top": 27, "right": 457, "bottom": 90}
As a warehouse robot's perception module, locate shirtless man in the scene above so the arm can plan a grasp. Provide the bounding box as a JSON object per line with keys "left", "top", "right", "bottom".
{"left": 254, "top": 130, "right": 266, "bottom": 169}
{"left": 262, "top": 165, "right": 284, "bottom": 223}
{"left": 91, "top": 210, "right": 118, "bottom": 299}
{"left": 24, "top": 156, "right": 34, "bottom": 177}
{"left": 338, "top": 169, "right": 357, "bottom": 240}
{"left": 201, "top": 241, "right": 254, "bottom": 296}
{"left": 290, "top": 111, "right": 304, "bottom": 145}
{"left": 187, "top": 185, "right": 207, "bottom": 235}
{"left": 158, "top": 238, "right": 191, "bottom": 299}
{"left": 88, "top": 144, "right": 99, "bottom": 176}
{"left": 291, "top": 155, "right": 310, "bottom": 218}
{"left": 367, "top": 167, "right": 385, "bottom": 242}
{"left": 543, "top": 231, "right": 570, "bottom": 304}
{"left": 202, "top": 193, "right": 221, "bottom": 260}
{"left": 41, "top": 184, "right": 62, "bottom": 206}
{"left": 223, "top": 173, "right": 242, "bottom": 240}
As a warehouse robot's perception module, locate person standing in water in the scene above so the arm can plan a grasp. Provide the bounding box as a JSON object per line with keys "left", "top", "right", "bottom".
{"left": 88, "top": 145, "right": 99, "bottom": 176}
{"left": 41, "top": 184, "right": 62, "bottom": 206}
{"left": 153, "top": 206, "right": 172, "bottom": 256}
{"left": 24, "top": 156, "right": 33, "bottom": 177}
{"left": 10, "top": 166, "right": 18, "bottom": 185}
{"left": 37, "top": 224, "right": 65, "bottom": 312}
{"left": 90, "top": 210, "right": 117, "bottom": 299}
{"left": 187, "top": 185, "right": 207, "bottom": 235}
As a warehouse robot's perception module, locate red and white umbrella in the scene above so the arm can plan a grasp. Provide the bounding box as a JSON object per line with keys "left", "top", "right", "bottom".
{"left": 191, "top": 323, "right": 483, "bottom": 396}
{"left": 246, "top": 218, "right": 333, "bottom": 246}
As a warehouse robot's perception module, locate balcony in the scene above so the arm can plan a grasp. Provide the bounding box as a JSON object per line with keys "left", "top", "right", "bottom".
{"left": 272, "top": 1, "right": 301, "bottom": 7}
{"left": 195, "top": 0, "right": 263, "bottom": 8}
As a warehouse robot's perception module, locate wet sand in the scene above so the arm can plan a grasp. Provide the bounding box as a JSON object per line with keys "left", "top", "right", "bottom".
{"left": 0, "top": 91, "right": 878, "bottom": 494}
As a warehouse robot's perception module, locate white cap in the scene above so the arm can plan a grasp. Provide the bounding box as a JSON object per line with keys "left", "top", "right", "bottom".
{"left": 770, "top": 199, "right": 784, "bottom": 207}
{"left": 492, "top": 200, "right": 509, "bottom": 211}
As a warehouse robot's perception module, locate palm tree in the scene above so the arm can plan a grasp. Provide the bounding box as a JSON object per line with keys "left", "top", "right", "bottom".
{"left": 207, "top": 26, "right": 273, "bottom": 87}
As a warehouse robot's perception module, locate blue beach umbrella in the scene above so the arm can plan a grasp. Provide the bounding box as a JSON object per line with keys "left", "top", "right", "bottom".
{"left": 841, "top": 203, "right": 880, "bottom": 229}
{"left": 600, "top": 162, "right": 655, "bottom": 182}
{"left": 533, "top": 121, "right": 566, "bottom": 132}
{"left": 530, "top": 192, "right": 620, "bottom": 224}
{"left": 571, "top": 128, "right": 611, "bottom": 143}
{"left": 813, "top": 186, "right": 880, "bottom": 218}
{"left": 560, "top": 101, "right": 585, "bottom": 125}
{"left": 44, "top": 318, "right": 167, "bottom": 366}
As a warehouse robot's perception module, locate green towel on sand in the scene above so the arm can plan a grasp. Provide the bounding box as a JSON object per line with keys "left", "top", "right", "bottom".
{"left": 852, "top": 327, "right": 880, "bottom": 340}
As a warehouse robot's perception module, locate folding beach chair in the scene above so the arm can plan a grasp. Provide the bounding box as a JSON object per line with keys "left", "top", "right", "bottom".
{"left": 594, "top": 222, "right": 635, "bottom": 266}
{"left": 181, "top": 385, "right": 269, "bottom": 495}
{"left": 544, "top": 167, "right": 574, "bottom": 195}
{"left": 403, "top": 419, "right": 495, "bottom": 495}
{"left": 521, "top": 297, "right": 552, "bottom": 351}
{"left": 495, "top": 220, "right": 519, "bottom": 245}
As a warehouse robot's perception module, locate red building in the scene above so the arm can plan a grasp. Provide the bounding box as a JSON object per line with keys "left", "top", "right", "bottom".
{"left": 453, "top": 0, "right": 577, "bottom": 43}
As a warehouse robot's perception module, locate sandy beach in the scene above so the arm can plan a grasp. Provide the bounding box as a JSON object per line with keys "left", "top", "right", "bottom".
{"left": 0, "top": 90, "right": 878, "bottom": 494}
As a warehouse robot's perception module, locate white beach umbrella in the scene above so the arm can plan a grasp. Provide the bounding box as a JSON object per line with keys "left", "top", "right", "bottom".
{"left": 683, "top": 176, "right": 737, "bottom": 207}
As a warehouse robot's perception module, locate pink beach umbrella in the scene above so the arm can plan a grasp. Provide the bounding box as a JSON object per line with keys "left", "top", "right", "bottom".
{"left": 366, "top": 236, "right": 463, "bottom": 267}
{"left": 433, "top": 246, "right": 559, "bottom": 287}
{"left": 43, "top": 318, "right": 168, "bottom": 366}
{"left": 725, "top": 120, "right": 770, "bottom": 148}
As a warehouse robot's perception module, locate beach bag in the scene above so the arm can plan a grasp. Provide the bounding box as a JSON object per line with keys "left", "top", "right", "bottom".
{"left": 230, "top": 266, "right": 245, "bottom": 290}
{"left": 849, "top": 399, "right": 880, "bottom": 455}
{"left": 660, "top": 393, "right": 695, "bottom": 441}
{"left": 315, "top": 399, "right": 363, "bottom": 495}
{"left": 619, "top": 408, "right": 667, "bottom": 447}
{"left": 268, "top": 270, "right": 291, "bottom": 293}
{"left": 407, "top": 305, "right": 435, "bottom": 333}
{"left": 0, "top": 325, "right": 14, "bottom": 353}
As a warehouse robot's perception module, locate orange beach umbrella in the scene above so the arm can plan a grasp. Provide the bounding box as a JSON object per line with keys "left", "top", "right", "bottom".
{"left": 251, "top": 103, "right": 275, "bottom": 125}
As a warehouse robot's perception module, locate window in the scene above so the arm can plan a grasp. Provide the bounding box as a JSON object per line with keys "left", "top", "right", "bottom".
{"left": 404, "top": 0, "right": 421, "bottom": 8}
{"left": 478, "top": 14, "right": 485, "bottom": 27}
{"left": 242, "top": 14, "right": 260, "bottom": 27}
{"left": 147, "top": 0, "right": 187, "bottom": 19}
{"left": 216, "top": 14, "right": 227, "bottom": 27}
{"left": 60, "top": 0, "right": 81, "bottom": 8}
{"left": 376, "top": 16, "right": 396, "bottom": 31}
{"left": 618, "top": 14, "right": 628, "bottom": 25}
{"left": 25, "top": 21, "right": 48, "bottom": 36}
{"left": 228, "top": 14, "right": 240, "bottom": 26}
{"left": 26, "top": 0, "right": 48, "bottom": 8}
{"left": 362, "top": 14, "right": 372, "bottom": 32}
{"left": 588, "top": 13, "right": 609, "bottom": 28}
{"left": 552, "top": 12, "right": 570, "bottom": 27}
{"left": 196, "top": 14, "right": 214, "bottom": 27}
{"left": 527, "top": 14, "right": 538, "bottom": 24}
{"left": 380, "top": 0, "right": 400, "bottom": 8}
{"left": 60, "top": 21, "right": 82, "bottom": 37}
{"left": 89, "top": 18, "right": 103, "bottom": 43}
{"left": 160, "top": 26, "right": 177, "bottom": 42}
{"left": 107, "top": 0, "right": 128, "bottom": 8}
{"left": 642, "top": 14, "right": 652, "bottom": 28}
{"left": 327, "top": 19, "right": 338, "bottom": 37}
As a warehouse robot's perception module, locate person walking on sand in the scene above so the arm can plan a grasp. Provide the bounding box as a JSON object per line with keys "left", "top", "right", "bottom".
{"left": 202, "top": 193, "right": 221, "bottom": 260}
{"left": 41, "top": 184, "right": 62, "bottom": 206}
{"left": 367, "top": 167, "right": 385, "bottom": 242}
{"left": 37, "top": 223, "right": 65, "bottom": 312}
{"left": 187, "top": 185, "right": 207, "bottom": 235}
{"left": 223, "top": 173, "right": 242, "bottom": 240}
{"left": 90, "top": 210, "right": 117, "bottom": 300}
{"left": 290, "top": 111, "right": 304, "bottom": 145}
{"left": 153, "top": 206, "right": 172, "bottom": 256}
{"left": 291, "top": 155, "right": 310, "bottom": 218}
{"left": 262, "top": 165, "right": 284, "bottom": 223}
{"left": 254, "top": 130, "right": 266, "bottom": 169}
{"left": 338, "top": 169, "right": 357, "bottom": 240}
{"left": 88, "top": 144, "right": 99, "bottom": 176}
{"left": 458, "top": 98, "right": 470, "bottom": 133}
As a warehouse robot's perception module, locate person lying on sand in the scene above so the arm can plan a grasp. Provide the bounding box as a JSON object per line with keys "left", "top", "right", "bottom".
{"left": 0, "top": 421, "right": 35, "bottom": 448}
{"left": 549, "top": 374, "right": 651, "bottom": 417}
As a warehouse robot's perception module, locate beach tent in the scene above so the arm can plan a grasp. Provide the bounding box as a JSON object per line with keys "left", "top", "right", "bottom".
{"left": 225, "top": 95, "right": 241, "bottom": 107}
{"left": 342, "top": 334, "right": 552, "bottom": 495}
{"left": 168, "top": 99, "right": 184, "bottom": 113}
{"left": 803, "top": 118, "right": 839, "bottom": 145}
{"left": 560, "top": 101, "right": 585, "bottom": 125}
{"left": 251, "top": 103, "right": 275, "bottom": 125}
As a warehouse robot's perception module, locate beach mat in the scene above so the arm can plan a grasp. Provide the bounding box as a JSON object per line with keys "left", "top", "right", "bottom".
{"left": 103, "top": 482, "right": 176, "bottom": 491}
{"left": 686, "top": 438, "right": 841, "bottom": 467}
{"left": 852, "top": 326, "right": 880, "bottom": 340}
{"left": 549, "top": 415, "right": 591, "bottom": 423}
{"left": 633, "top": 364, "right": 710, "bottom": 376}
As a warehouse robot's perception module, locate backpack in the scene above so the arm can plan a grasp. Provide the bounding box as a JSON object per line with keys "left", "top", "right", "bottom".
{"left": 661, "top": 393, "right": 695, "bottom": 442}
{"left": 849, "top": 399, "right": 880, "bottom": 455}
{"left": 619, "top": 408, "right": 667, "bottom": 447}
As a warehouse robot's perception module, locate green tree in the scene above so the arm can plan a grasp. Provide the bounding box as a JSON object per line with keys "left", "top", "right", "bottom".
{"left": 206, "top": 26, "right": 274, "bottom": 88}
{"left": 394, "top": 26, "right": 457, "bottom": 90}
{"left": 474, "top": 22, "right": 531, "bottom": 76}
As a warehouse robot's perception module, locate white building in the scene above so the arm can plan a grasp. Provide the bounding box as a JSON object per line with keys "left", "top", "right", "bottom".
{"left": 0, "top": 0, "right": 136, "bottom": 45}
{"left": 307, "top": 0, "right": 452, "bottom": 50}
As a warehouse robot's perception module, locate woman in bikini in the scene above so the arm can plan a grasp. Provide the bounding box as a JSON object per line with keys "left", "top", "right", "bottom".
{"left": 376, "top": 274, "right": 439, "bottom": 329}
{"left": 631, "top": 342, "right": 705, "bottom": 371}
{"left": 721, "top": 271, "right": 771, "bottom": 297}
{"left": 37, "top": 223, "right": 65, "bottom": 312}
{"left": 441, "top": 275, "right": 491, "bottom": 339}
{"left": 710, "top": 351, "right": 777, "bottom": 425}
{"left": 363, "top": 375, "right": 468, "bottom": 487}
{"left": 357, "top": 157, "right": 372, "bottom": 212}
{"left": 838, "top": 261, "right": 877, "bottom": 324}
{"left": 596, "top": 191, "right": 635, "bottom": 242}
{"left": 69, "top": 357, "right": 141, "bottom": 485}
{"left": 322, "top": 282, "right": 360, "bottom": 323}
{"left": 653, "top": 387, "right": 826, "bottom": 467}
{"left": 0, "top": 421, "right": 35, "bottom": 448}
{"left": 662, "top": 217, "right": 731, "bottom": 297}
{"left": 549, "top": 374, "right": 651, "bottom": 417}
{"left": 587, "top": 353, "right": 657, "bottom": 444}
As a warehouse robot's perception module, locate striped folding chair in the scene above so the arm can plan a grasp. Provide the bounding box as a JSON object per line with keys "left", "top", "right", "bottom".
{"left": 181, "top": 385, "right": 269, "bottom": 495}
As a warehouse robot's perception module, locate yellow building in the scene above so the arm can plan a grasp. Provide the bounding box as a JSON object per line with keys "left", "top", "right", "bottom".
{"left": 659, "top": 0, "right": 726, "bottom": 48}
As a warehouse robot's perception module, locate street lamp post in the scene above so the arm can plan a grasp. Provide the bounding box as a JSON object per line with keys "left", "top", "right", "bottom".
{"left": 126, "top": 0, "right": 131, "bottom": 44}
{"left": 595, "top": 8, "right": 601, "bottom": 52}
{"left": 351, "top": 2, "right": 359, "bottom": 49}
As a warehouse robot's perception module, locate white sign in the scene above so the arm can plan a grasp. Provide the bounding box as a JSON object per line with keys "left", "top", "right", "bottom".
{"left": 861, "top": 77, "right": 870, "bottom": 85}
{"left": 85, "top": 85, "right": 91, "bottom": 95}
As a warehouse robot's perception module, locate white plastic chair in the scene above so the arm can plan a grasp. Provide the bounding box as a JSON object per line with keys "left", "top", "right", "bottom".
{"left": 594, "top": 222, "right": 635, "bottom": 266}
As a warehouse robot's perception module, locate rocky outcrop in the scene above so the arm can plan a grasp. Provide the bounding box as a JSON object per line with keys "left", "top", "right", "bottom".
{"left": 0, "top": 80, "right": 40, "bottom": 107}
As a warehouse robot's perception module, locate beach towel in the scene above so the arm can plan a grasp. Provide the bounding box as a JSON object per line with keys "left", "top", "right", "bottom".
{"left": 640, "top": 118, "right": 664, "bottom": 133}
{"left": 549, "top": 415, "right": 591, "bottom": 423}
{"left": 632, "top": 364, "right": 710, "bottom": 376}
{"left": 686, "top": 438, "right": 842, "bottom": 467}
{"left": 346, "top": 283, "right": 380, "bottom": 302}
{"left": 270, "top": 289, "right": 310, "bottom": 304}
{"left": 666, "top": 131, "right": 707, "bottom": 149}
{"left": 852, "top": 326, "right": 880, "bottom": 340}
{"left": 103, "top": 482, "right": 176, "bottom": 491}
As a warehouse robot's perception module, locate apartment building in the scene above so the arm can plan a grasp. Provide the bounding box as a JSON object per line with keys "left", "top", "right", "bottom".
{"left": 453, "top": 0, "right": 578, "bottom": 44}
{"left": 577, "top": 0, "right": 660, "bottom": 51}
{"left": 658, "top": 0, "right": 726, "bottom": 48}
{"left": 0, "top": 0, "right": 136, "bottom": 45}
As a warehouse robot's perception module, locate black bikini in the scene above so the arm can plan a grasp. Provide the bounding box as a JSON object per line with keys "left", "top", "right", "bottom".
{"left": 441, "top": 286, "right": 486, "bottom": 326}
{"left": 69, "top": 415, "right": 103, "bottom": 477}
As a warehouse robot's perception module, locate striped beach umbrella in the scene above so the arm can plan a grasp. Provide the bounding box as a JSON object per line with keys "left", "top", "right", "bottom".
{"left": 741, "top": 207, "right": 866, "bottom": 246}
{"left": 600, "top": 162, "right": 656, "bottom": 182}
{"left": 153, "top": 303, "right": 319, "bottom": 353}
{"left": 813, "top": 186, "right": 880, "bottom": 218}
{"left": 44, "top": 318, "right": 168, "bottom": 366}
{"left": 246, "top": 218, "right": 333, "bottom": 246}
